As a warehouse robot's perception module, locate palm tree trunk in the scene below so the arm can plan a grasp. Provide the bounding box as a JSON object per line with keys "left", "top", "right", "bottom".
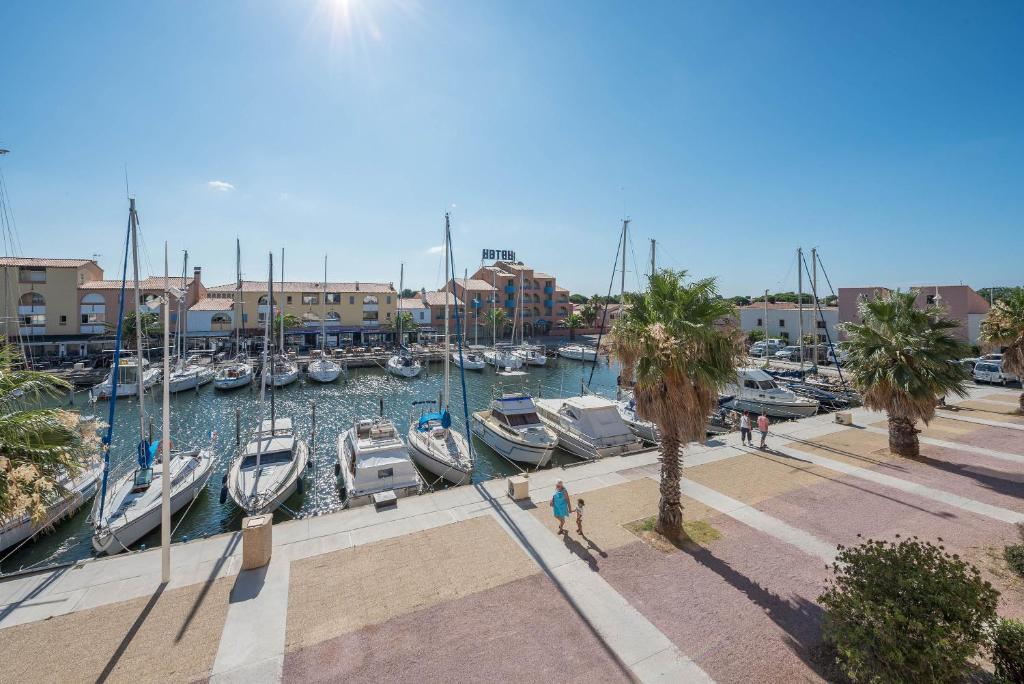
{"left": 655, "top": 435, "right": 683, "bottom": 541}
{"left": 888, "top": 415, "right": 919, "bottom": 457}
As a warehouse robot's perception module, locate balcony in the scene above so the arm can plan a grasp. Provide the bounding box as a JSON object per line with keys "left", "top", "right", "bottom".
{"left": 472, "top": 299, "right": 482, "bottom": 308}
{"left": 505, "top": 299, "right": 516, "bottom": 308}
{"left": 505, "top": 284, "right": 516, "bottom": 295}
{"left": 544, "top": 285, "right": 554, "bottom": 294}
{"left": 544, "top": 299, "right": 553, "bottom": 309}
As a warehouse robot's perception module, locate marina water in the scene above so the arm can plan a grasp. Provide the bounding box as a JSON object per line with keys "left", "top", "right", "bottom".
{"left": 2, "top": 355, "right": 620, "bottom": 574}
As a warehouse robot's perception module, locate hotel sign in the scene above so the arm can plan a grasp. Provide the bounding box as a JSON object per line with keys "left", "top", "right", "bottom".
{"left": 482, "top": 248, "right": 516, "bottom": 261}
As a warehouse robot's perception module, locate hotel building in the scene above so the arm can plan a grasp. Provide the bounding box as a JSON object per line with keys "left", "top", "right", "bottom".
{"left": 838, "top": 285, "right": 990, "bottom": 343}
{"left": 458, "top": 260, "right": 573, "bottom": 337}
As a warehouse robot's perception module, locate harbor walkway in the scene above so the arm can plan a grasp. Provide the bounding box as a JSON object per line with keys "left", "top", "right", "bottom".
{"left": 1, "top": 385, "right": 1022, "bottom": 682}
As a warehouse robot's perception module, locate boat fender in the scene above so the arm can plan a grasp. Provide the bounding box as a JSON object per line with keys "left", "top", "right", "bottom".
{"left": 297, "top": 477, "right": 305, "bottom": 495}
{"left": 221, "top": 473, "right": 227, "bottom": 485}
{"left": 334, "top": 462, "right": 341, "bottom": 477}
{"left": 219, "top": 486, "right": 228, "bottom": 505}
{"left": 307, "top": 459, "right": 313, "bottom": 469}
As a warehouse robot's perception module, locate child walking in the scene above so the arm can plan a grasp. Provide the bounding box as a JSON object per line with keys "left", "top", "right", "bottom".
{"left": 575, "top": 498, "right": 585, "bottom": 536}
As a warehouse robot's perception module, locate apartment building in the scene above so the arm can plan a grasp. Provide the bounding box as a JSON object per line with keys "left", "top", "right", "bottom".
{"left": 739, "top": 302, "right": 839, "bottom": 343}
{"left": 199, "top": 279, "right": 397, "bottom": 347}
{"left": 466, "top": 260, "right": 572, "bottom": 336}
{"left": 838, "top": 285, "right": 990, "bottom": 343}
{"left": 0, "top": 257, "right": 104, "bottom": 347}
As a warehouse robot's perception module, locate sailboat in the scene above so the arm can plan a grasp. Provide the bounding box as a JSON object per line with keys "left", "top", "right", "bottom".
{"left": 91, "top": 201, "right": 214, "bottom": 555}
{"left": 227, "top": 252, "right": 309, "bottom": 514}
{"left": 166, "top": 250, "right": 215, "bottom": 393}
{"left": 263, "top": 248, "right": 300, "bottom": 387}
{"left": 307, "top": 255, "right": 342, "bottom": 383}
{"left": 387, "top": 262, "right": 423, "bottom": 378}
{"left": 407, "top": 214, "right": 474, "bottom": 485}
{"left": 215, "top": 239, "right": 254, "bottom": 390}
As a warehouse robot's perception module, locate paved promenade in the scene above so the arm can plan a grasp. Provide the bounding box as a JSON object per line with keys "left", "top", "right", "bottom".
{"left": 1, "top": 385, "right": 1022, "bottom": 682}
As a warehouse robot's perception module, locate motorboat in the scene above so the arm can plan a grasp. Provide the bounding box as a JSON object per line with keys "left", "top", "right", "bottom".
{"left": 1, "top": 458, "right": 102, "bottom": 554}
{"left": 535, "top": 395, "right": 645, "bottom": 460}
{"left": 484, "top": 344, "right": 523, "bottom": 370}
{"left": 90, "top": 356, "right": 160, "bottom": 399}
{"left": 616, "top": 390, "right": 732, "bottom": 442}
{"left": 166, "top": 361, "right": 215, "bottom": 393}
{"left": 387, "top": 349, "right": 423, "bottom": 378}
{"left": 307, "top": 351, "right": 342, "bottom": 383}
{"left": 452, "top": 349, "right": 486, "bottom": 370}
{"left": 514, "top": 345, "right": 547, "bottom": 366}
{"left": 783, "top": 381, "right": 852, "bottom": 409}
{"left": 471, "top": 393, "right": 557, "bottom": 466}
{"left": 407, "top": 407, "right": 473, "bottom": 485}
{"left": 92, "top": 443, "right": 215, "bottom": 554}
{"left": 214, "top": 358, "right": 254, "bottom": 390}
{"left": 338, "top": 417, "right": 424, "bottom": 507}
{"left": 558, "top": 344, "right": 598, "bottom": 362}
{"left": 227, "top": 417, "right": 309, "bottom": 515}
{"left": 263, "top": 354, "right": 300, "bottom": 387}
{"left": 723, "top": 368, "right": 820, "bottom": 418}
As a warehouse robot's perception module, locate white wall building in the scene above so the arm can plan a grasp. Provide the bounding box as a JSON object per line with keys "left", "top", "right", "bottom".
{"left": 738, "top": 303, "right": 839, "bottom": 343}
{"left": 398, "top": 298, "right": 430, "bottom": 326}
{"left": 187, "top": 298, "right": 235, "bottom": 337}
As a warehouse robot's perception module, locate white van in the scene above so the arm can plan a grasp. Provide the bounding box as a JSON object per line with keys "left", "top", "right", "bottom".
{"left": 748, "top": 339, "right": 783, "bottom": 357}
{"left": 973, "top": 361, "right": 1018, "bottom": 386}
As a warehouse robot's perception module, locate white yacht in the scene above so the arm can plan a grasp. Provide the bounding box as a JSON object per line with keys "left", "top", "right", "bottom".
{"left": 514, "top": 345, "right": 547, "bottom": 366}
{"left": 92, "top": 444, "right": 215, "bottom": 554}
{"left": 307, "top": 351, "right": 342, "bottom": 383}
{"left": 166, "top": 361, "right": 215, "bottom": 393}
{"left": 90, "top": 356, "right": 161, "bottom": 399}
{"left": 386, "top": 349, "right": 423, "bottom": 378}
{"left": 407, "top": 408, "right": 473, "bottom": 485}
{"left": 535, "top": 395, "right": 645, "bottom": 460}
{"left": 227, "top": 417, "right": 309, "bottom": 514}
{"left": 263, "top": 355, "right": 300, "bottom": 387}
{"left": 723, "top": 368, "right": 820, "bottom": 418}
{"left": 616, "top": 390, "right": 731, "bottom": 442}
{"left": 484, "top": 344, "right": 523, "bottom": 370}
{"left": 214, "top": 358, "right": 254, "bottom": 390}
{"left": 1, "top": 458, "right": 102, "bottom": 554}
{"left": 338, "top": 417, "right": 424, "bottom": 507}
{"left": 452, "top": 348, "right": 486, "bottom": 370}
{"left": 471, "top": 394, "right": 557, "bottom": 466}
{"left": 558, "top": 344, "right": 598, "bottom": 362}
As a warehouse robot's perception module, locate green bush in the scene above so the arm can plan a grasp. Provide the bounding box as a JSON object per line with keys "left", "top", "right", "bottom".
{"left": 1005, "top": 544, "right": 1024, "bottom": 578}
{"left": 819, "top": 535, "right": 999, "bottom": 683}
{"left": 993, "top": 618, "right": 1024, "bottom": 684}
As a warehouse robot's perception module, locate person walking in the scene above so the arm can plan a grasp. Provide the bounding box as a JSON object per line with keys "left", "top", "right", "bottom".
{"left": 575, "top": 498, "right": 586, "bottom": 536}
{"left": 757, "top": 412, "right": 769, "bottom": 449}
{"left": 551, "top": 480, "right": 572, "bottom": 534}
{"left": 739, "top": 411, "right": 752, "bottom": 446}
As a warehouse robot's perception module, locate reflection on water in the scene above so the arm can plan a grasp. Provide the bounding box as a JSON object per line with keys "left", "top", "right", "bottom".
{"left": 1, "top": 355, "right": 620, "bottom": 574}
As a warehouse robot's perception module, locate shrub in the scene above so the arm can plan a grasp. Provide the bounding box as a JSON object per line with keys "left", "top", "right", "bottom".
{"left": 1005, "top": 544, "right": 1024, "bottom": 578}
{"left": 993, "top": 618, "right": 1024, "bottom": 683}
{"left": 819, "top": 536, "right": 999, "bottom": 683}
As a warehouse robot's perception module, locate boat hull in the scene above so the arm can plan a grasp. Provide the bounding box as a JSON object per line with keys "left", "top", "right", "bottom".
{"left": 90, "top": 369, "right": 161, "bottom": 399}
{"left": 167, "top": 367, "right": 215, "bottom": 393}
{"left": 558, "top": 348, "right": 597, "bottom": 362}
{"left": 471, "top": 413, "right": 553, "bottom": 466}
{"left": 0, "top": 464, "right": 101, "bottom": 554}
{"left": 228, "top": 441, "right": 309, "bottom": 515}
{"left": 386, "top": 357, "right": 422, "bottom": 378}
{"left": 407, "top": 430, "right": 473, "bottom": 486}
{"left": 263, "top": 368, "right": 300, "bottom": 387}
{"left": 451, "top": 354, "right": 485, "bottom": 370}
{"left": 214, "top": 369, "right": 253, "bottom": 390}
{"left": 724, "top": 397, "right": 819, "bottom": 419}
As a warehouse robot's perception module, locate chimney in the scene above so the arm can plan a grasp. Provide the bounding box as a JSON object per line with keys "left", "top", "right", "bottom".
{"left": 355, "top": 281, "right": 360, "bottom": 291}
{"left": 192, "top": 266, "right": 202, "bottom": 286}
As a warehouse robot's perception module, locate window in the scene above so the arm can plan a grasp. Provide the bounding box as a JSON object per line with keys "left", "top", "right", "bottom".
{"left": 242, "top": 313, "right": 248, "bottom": 323}
{"left": 362, "top": 311, "right": 379, "bottom": 321}
{"left": 286, "top": 296, "right": 293, "bottom": 305}
{"left": 377, "top": 468, "right": 394, "bottom": 479}
{"left": 778, "top": 319, "right": 785, "bottom": 327}
{"left": 349, "top": 295, "right": 355, "bottom": 305}
{"left": 386, "top": 295, "right": 392, "bottom": 304}
{"left": 325, "top": 311, "right": 340, "bottom": 321}
{"left": 59, "top": 315, "right": 67, "bottom": 326}
{"left": 325, "top": 293, "right": 341, "bottom": 304}
{"left": 19, "top": 292, "right": 46, "bottom": 307}
{"left": 258, "top": 295, "right": 275, "bottom": 306}
{"left": 302, "top": 293, "right": 318, "bottom": 306}
{"left": 21, "top": 314, "right": 45, "bottom": 326}
{"left": 926, "top": 294, "right": 936, "bottom": 304}
{"left": 18, "top": 267, "right": 46, "bottom": 283}
{"left": 756, "top": 318, "right": 762, "bottom": 326}
{"left": 816, "top": 320, "right": 825, "bottom": 329}
{"left": 363, "top": 295, "right": 378, "bottom": 305}
{"left": 82, "top": 313, "right": 103, "bottom": 324}
{"left": 258, "top": 312, "right": 267, "bottom": 323}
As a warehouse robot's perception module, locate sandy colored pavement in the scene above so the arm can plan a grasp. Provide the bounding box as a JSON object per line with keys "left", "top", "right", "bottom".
{"left": 0, "top": 577, "right": 231, "bottom": 683}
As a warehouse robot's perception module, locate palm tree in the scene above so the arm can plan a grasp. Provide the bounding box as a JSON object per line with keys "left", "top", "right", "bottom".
{"left": 610, "top": 270, "right": 741, "bottom": 541}
{"left": 104, "top": 311, "right": 159, "bottom": 349}
{"left": 980, "top": 287, "right": 1024, "bottom": 412}
{"left": 560, "top": 312, "right": 584, "bottom": 341}
{"left": 0, "top": 341, "right": 99, "bottom": 523}
{"left": 580, "top": 304, "right": 599, "bottom": 329}
{"left": 387, "top": 311, "right": 417, "bottom": 345}
{"left": 840, "top": 290, "right": 970, "bottom": 457}
{"left": 485, "top": 308, "right": 507, "bottom": 342}
{"left": 272, "top": 313, "right": 301, "bottom": 333}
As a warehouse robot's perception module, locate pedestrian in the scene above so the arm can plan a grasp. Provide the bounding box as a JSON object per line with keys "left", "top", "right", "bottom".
{"left": 551, "top": 480, "right": 572, "bottom": 534}
{"left": 575, "top": 498, "right": 586, "bottom": 536}
{"left": 758, "top": 412, "right": 769, "bottom": 449}
{"left": 740, "top": 411, "right": 752, "bottom": 446}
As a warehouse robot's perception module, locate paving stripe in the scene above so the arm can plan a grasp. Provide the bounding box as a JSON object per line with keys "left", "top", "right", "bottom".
{"left": 778, "top": 444, "right": 1024, "bottom": 525}
{"left": 484, "top": 494, "right": 714, "bottom": 683}
{"left": 935, "top": 411, "right": 1024, "bottom": 432}
{"left": 861, "top": 425, "right": 1024, "bottom": 465}
{"left": 210, "top": 558, "right": 291, "bottom": 684}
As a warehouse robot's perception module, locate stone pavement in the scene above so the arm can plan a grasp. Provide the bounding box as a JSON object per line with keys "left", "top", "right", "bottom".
{"left": 1, "top": 384, "right": 1022, "bottom": 683}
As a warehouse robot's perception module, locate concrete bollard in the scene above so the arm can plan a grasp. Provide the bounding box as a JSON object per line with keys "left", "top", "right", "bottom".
{"left": 241, "top": 514, "right": 273, "bottom": 570}
{"left": 835, "top": 411, "right": 853, "bottom": 426}
{"left": 507, "top": 475, "right": 529, "bottom": 501}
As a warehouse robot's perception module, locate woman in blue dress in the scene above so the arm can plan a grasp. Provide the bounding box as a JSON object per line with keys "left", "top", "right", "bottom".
{"left": 551, "top": 480, "right": 572, "bottom": 534}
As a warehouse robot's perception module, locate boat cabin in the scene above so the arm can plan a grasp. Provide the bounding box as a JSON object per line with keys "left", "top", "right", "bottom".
{"left": 491, "top": 394, "right": 542, "bottom": 428}
{"left": 240, "top": 417, "right": 296, "bottom": 469}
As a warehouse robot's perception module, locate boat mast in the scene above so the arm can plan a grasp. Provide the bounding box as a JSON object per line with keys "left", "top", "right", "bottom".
{"left": 321, "top": 254, "right": 327, "bottom": 352}
{"left": 268, "top": 252, "right": 275, "bottom": 432}
{"left": 650, "top": 238, "right": 656, "bottom": 278}
{"left": 811, "top": 247, "right": 817, "bottom": 365}
{"left": 279, "top": 248, "right": 285, "bottom": 355}
{"left": 468, "top": 269, "right": 476, "bottom": 347}
{"left": 797, "top": 246, "right": 804, "bottom": 372}
{"left": 443, "top": 214, "right": 450, "bottom": 408}
{"left": 620, "top": 219, "right": 629, "bottom": 302}
{"left": 519, "top": 268, "right": 524, "bottom": 346}
{"left": 160, "top": 242, "right": 171, "bottom": 583}
{"left": 234, "top": 239, "right": 241, "bottom": 357}
{"left": 129, "top": 198, "right": 147, "bottom": 440}
{"left": 180, "top": 250, "right": 188, "bottom": 366}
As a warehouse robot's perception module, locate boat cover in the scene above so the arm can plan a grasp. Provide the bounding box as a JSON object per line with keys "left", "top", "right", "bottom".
{"left": 417, "top": 409, "right": 452, "bottom": 431}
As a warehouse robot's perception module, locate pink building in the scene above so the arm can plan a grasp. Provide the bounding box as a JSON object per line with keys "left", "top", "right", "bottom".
{"left": 467, "top": 261, "right": 572, "bottom": 336}
{"left": 838, "top": 285, "right": 990, "bottom": 343}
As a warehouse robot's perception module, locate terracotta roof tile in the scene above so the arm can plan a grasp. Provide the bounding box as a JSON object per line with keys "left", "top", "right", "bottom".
{"left": 207, "top": 280, "right": 394, "bottom": 294}
{"left": 0, "top": 257, "right": 96, "bottom": 267}
{"left": 189, "top": 298, "right": 235, "bottom": 312}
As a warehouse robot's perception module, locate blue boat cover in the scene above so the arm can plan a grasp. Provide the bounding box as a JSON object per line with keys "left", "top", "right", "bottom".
{"left": 139, "top": 439, "right": 155, "bottom": 469}
{"left": 417, "top": 409, "right": 452, "bottom": 431}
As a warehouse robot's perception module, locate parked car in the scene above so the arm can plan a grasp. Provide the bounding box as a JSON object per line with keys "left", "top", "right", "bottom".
{"left": 982, "top": 353, "right": 1003, "bottom": 362}
{"left": 774, "top": 345, "right": 801, "bottom": 361}
{"left": 749, "top": 339, "right": 782, "bottom": 357}
{"left": 973, "top": 361, "right": 1018, "bottom": 386}
{"left": 959, "top": 357, "right": 980, "bottom": 371}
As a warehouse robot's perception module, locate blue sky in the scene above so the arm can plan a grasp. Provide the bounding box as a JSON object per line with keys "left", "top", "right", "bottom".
{"left": 1, "top": 1, "right": 1021, "bottom": 297}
